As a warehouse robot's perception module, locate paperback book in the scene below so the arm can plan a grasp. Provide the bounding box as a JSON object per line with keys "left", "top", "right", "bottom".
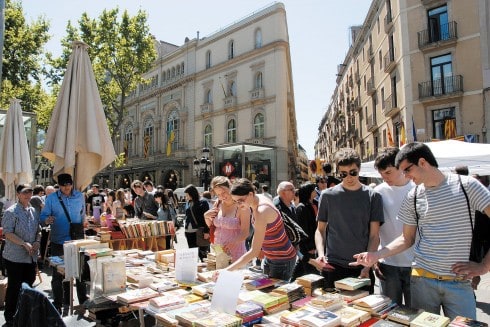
{"left": 387, "top": 305, "right": 423, "bottom": 325}
{"left": 410, "top": 312, "right": 450, "bottom": 327}
{"left": 334, "top": 277, "right": 371, "bottom": 291}
{"left": 299, "top": 310, "right": 341, "bottom": 327}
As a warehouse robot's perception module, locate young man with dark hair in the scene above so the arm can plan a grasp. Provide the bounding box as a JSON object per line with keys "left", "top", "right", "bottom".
{"left": 373, "top": 147, "right": 414, "bottom": 305}
{"left": 352, "top": 142, "right": 490, "bottom": 319}
{"left": 315, "top": 148, "right": 384, "bottom": 293}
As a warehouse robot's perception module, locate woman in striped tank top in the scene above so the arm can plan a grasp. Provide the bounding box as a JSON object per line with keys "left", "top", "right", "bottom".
{"left": 226, "top": 178, "right": 297, "bottom": 281}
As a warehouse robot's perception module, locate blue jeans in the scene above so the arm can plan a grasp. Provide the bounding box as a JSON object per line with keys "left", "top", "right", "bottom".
{"left": 378, "top": 262, "right": 411, "bottom": 306}
{"left": 411, "top": 275, "right": 476, "bottom": 320}
{"left": 263, "top": 256, "right": 297, "bottom": 282}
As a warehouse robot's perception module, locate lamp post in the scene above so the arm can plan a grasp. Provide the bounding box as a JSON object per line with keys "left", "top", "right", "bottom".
{"left": 193, "top": 147, "right": 212, "bottom": 190}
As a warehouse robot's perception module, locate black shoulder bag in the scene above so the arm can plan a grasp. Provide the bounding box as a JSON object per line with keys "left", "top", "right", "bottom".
{"left": 57, "top": 192, "right": 84, "bottom": 240}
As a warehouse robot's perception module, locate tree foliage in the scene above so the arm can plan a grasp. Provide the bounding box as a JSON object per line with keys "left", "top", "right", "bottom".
{"left": 0, "top": 0, "right": 52, "bottom": 117}
{"left": 50, "top": 8, "right": 157, "bottom": 138}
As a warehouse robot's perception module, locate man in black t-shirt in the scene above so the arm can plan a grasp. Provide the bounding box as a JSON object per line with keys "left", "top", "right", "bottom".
{"left": 86, "top": 184, "right": 105, "bottom": 216}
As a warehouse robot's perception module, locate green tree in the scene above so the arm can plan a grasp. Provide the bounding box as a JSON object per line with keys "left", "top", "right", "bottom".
{"left": 1, "top": 0, "right": 52, "bottom": 116}
{"left": 50, "top": 8, "right": 157, "bottom": 138}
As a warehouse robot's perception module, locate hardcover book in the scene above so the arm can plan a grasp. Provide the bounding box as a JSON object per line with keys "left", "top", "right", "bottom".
{"left": 387, "top": 305, "right": 423, "bottom": 325}
{"left": 334, "top": 277, "right": 371, "bottom": 291}
{"left": 410, "top": 312, "right": 450, "bottom": 327}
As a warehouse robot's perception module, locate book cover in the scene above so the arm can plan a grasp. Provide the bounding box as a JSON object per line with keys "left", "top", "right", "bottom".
{"left": 353, "top": 294, "right": 392, "bottom": 309}
{"left": 449, "top": 316, "right": 489, "bottom": 327}
{"left": 235, "top": 301, "right": 263, "bottom": 316}
{"left": 372, "top": 320, "right": 406, "bottom": 326}
{"left": 333, "top": 306, "right": 371, "bottom": 326}
{"left": 410, "top": 312, "right": 450, "bottom": 327}
{"left": 149, "top": 295, "right": 185, "bottom": 308}
{"left": 116, "top": 287, "right": 159, "bottom": 304}
{"left": 334, "top": 277, "right": 371, "bottom": 290}
{"left": 280, "top": 307, "right": 320, "bottom": 325}
{"left": 291, "top": 296, "right": 313, "bottom": 309}
{"left": 300, "top": 310, "right": 341, "bottom": 327}
{"left": 101, "top": 260, "right": 126, "bottom": 294}
{"left": 245, "top": 277, "right": 279, "bottom": 290}
{"left": 387, "top": 305, "right": 423, "bottom": 325}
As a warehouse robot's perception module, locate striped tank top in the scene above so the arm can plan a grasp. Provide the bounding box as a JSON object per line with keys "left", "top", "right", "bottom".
{"left": 255, "top": 203, "right": 296, "bottom": 261}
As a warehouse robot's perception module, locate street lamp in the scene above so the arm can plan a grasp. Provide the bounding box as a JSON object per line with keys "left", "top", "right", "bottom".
{"left": 193, "top": 147, "right": 212, "bottom": 190}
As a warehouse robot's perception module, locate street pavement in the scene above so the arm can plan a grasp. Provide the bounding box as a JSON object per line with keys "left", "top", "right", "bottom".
{"left": 0, "top": 227, "right": 488, "bottom": 325}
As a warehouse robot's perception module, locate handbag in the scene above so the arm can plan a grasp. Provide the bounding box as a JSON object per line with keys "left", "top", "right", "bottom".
{"left": 190, "top": 203, "right": 210, "bottom": 247}
{"left": 280, "top": 210, "right": 308, "bottom": 246}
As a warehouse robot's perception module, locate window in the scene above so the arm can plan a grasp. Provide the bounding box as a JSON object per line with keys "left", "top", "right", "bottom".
{"left": 254, "top": 113, "right": 265, "bottom": 138}
{"left": 431, "top": 54, "right": 453, "bottom": 96}
{"left": 167, "top": 110, "right": 180, "bottom": 153}
{"left": 206, "top": 89, "right": 213, "bottom": 104}
{"left": 255, "top": 29, "right": 262, "bottom": 49}
{"left": 143, "top": 119, "right": 154, "bottom": 157}
{"left": 204, "top": 124, "right": 213, "bottom": 148}
{"left": 255, "top": 72, "right": 263, "bottom": 89}
{"left": 432, "top": 107, "right": 456, "bottom": 139}
{"left": 124, "top": 124, "right": 133, "bottom": 157}
{"left": 205, "top": 50, "right": 211, "bottom": 69}
{"left": 162, "top": 71, "right": 166, "bottom": 82}
{"left": 229, "top": 81, "right": 237, "bottom": 96}
{"left": 177, "top": 65, "right": 180, "bottom": 75}
{"left": 171, "top": 67, "right": 175, "bottom": 78}
{"left": 227, "top": 119, "right": 237, "bottom": 143}
{"left": 181, "top": 63, "right": 185, "bottom": 75}
{"left": 167, "top": 69, "right": 170, "bottom": 80}
{"left": 391, "top": 75, "right": 397, "bottom": 107}
{"left": 428, "top": 5, "right": 449, "bottom": 42}
{"left": 381, "top": 87, "right": 385, "bottom": 109}
{"left": 228, "top": 40, "right": 235, "bottom": 60}
{"left": 378, "top": 50, "right": 382, "bottom": 70}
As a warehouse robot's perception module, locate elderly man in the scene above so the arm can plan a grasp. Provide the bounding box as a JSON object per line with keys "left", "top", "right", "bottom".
{"left": 273, "top": 181, "right": 297, "bottom": 221}
{"left": 352, "top": 142, "right": 490, "bottom": 319}
{"left": 40, "top": 173, "right": 87, "bottom": 315}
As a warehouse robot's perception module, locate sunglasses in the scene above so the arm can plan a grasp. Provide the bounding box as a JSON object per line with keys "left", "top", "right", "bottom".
{"left": 338, "top": 170, "right": 359, "bottom": 179}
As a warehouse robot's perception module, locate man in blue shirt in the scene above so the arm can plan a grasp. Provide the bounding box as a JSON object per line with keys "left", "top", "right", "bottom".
{"left": 40, "top": 173, "right": 87, "bottom": 315}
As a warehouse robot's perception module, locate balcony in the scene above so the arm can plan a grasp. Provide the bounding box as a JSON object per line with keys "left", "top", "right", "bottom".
{"left": 368, "top": 46, "right": 375, "bottom": 62}
{"left": 382, "top": 94, "right": 400, "bottom": 117}
{"left": 383, "top": 50, "right": 396, "bottom": 73}
{"left": 384, "top": 12, "right": 393, "bottom": 33}
{"left": 418, "top": 75, "right": 463, "bottom": 101}
{"left": 200, "top": 103, "right": 213, "bottom": 113}
{"left": 418, "top": 21, "right": 458, "bottom": 51}
{"left": 354, "top": 72, "right": 360, "bottom": 84}
{"left": 367, "top": 114, "right": 378, "bottom": 132}
{"left": 351, "top": 96, "right": 362, "bottom": 112}
{"left": 366, "top": 77, "right": 375, "bottom": 96}
{"left": 249, "top": 88, "right": 265, "bottom": 101}
{"left": 223, "top": 95, "right": 237, "bottom": 108}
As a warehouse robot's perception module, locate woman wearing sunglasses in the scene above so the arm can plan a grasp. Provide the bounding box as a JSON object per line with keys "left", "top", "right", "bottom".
{"left": 225, "top": 178, "right": 297, "bottom": 281}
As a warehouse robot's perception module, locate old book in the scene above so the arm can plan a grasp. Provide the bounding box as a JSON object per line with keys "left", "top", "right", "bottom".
{"left": 449, "top": 316, "right": 489, "bottom": 327}
{"left": 116, "top": 287, "right": 159, "bottom": 304}
{"left": 101, "top": 260, "right": 126, "bottom": 294}
{"left": 334, "top": 277, "right": 371, "bottom": 291}
{"left": 338, "top": 289, "right": 369, "bottom": 303}
{"left": 387, "top": 305, "right": 423, "bottom": 325}
{"left": 410, "top": 312, "right": 450, "bottom": 327}
{"left": 353, "top": 294, "right": 392, "bottom": 311}
{"left": 300, "top": 310, "right": 341, "bottom": 327}
{"left": 332, "top": 306, "right": 371, "bottom": 327}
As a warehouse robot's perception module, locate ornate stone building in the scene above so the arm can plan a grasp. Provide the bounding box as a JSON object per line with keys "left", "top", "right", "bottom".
{"left": 98, "top": 3, "right": 298, "bottom": 191}
{"left": 315, "top": 0, "right": 490, "bottom": 167}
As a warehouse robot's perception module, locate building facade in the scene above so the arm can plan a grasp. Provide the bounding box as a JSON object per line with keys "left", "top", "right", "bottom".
{"left": 97, "top": 3, "right": 298, "bottom": 191}
{"left": 315, "top": 0, "right": 490, "bottom": 167}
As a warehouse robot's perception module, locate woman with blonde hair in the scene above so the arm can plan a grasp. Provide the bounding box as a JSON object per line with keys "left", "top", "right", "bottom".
{"left": 204, "top": 176, "right": 250, "bottom": 262}
{"left": 226, "top": 178, "right": 297, "bottom": 281}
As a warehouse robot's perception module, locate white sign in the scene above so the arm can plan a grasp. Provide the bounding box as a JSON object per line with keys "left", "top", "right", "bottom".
{"left": 175, "top": 248, "right": 199, "bottom": 282}
{"left": 211, "top": 270, "right": 244, "bottom": 314}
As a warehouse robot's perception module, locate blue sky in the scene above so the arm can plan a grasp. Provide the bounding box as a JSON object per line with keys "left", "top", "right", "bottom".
{"left": 21, "top": 0, "right": 372, "bottom": 159}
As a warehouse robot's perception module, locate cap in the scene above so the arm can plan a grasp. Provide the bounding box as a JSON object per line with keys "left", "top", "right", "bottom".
{"left": 91, "top": 184, "right": 100, "bottom": 189}
{"left": 57, "top": 173, "right": 73, "bottom": 186}
{"left": 16, "top": 184, "right": 33, "bottom": 193}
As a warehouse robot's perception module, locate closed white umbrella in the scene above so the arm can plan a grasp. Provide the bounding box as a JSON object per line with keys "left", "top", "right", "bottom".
{"left": 0, "top": 98, "right": 33, "bottom": 201}
{"left": 42, "top": 41, "right": 116, "bottom": 190}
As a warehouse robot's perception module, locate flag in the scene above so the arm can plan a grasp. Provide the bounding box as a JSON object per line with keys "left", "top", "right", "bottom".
{"left": 412, "top": 116, "right": 417, "bottom": 141}
{"left": 444, "top": 119, "right": 456, "bottom": 139}
{"left": 123, "top": 140, "right": 129, "bottom": 163}
{"left": 143, "top": 135, "right": 150, "bottom": 158}
{"left": 399, "top": 122, "right": 407, "bottom": 147}
{"left": 387, "top": 127, "right": 395, "bottom": 147}
{"left": 166, "top": 128, "right": 175, "bottom": 156}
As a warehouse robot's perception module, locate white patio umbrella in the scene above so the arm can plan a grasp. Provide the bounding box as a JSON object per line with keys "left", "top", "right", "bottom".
{"left": 42, "top": 41, "right": 116, "bottom": 190}
{"left": 0, "top": 98, "right": 33, "bottom": 201}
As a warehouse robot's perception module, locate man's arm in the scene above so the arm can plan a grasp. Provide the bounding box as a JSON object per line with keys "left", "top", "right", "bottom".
{"left": 315, "top": 221, "right": 328, "bottom": 259}
{"left": 351, "top": 224, "right": 417, "bottom": 267}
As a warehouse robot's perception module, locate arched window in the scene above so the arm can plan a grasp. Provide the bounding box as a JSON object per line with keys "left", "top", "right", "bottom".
{"left": 206, "top": 89, "right": 213, "bottom": 104}
{"left": 254, "top": 113, "right": 265, "bottom": 138}
{"left": 227, "top": 119, "right": 237, "bottom": 143}
{"left": 229, "top": 81, "right": 237, "bottom": 96}
{"left": 255, "top": 29, "right": 262, "bottom": 49}
{"left": 167, "top": 69, "right": 170, "bottom": 80}
{"left": 228, "top": 40, "right": 234, "bottom": 60}
{"left": 143, "top": 119, "right": 154, "bottom": 157}
{"left": 206, "top": 50, "right": 212, "bottom": 69}
{"left": 166, "top": 110, "right": 180, "bottom": 154}
{"left": 255, "top": 72, "right": 263, "bottom": 89}
{"left": 181, "top": 63, "right": 185, "bottom": 75}
{"left": 171, "top": 67, "right": 175, "bottom": 78}
{"left": 177, "top": 65, "right": 181, "bottom": 75}
{"left": 162, "top": 71, "right": 166, "bottom": 82}
{"left": 124, "top": 123, "right": 133, "bottom": 157}
{"left": 204, "top": 124, "right": 213, "bottom": 148}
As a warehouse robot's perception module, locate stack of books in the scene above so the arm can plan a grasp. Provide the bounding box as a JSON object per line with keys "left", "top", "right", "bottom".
{"left": 235, "top": 302, "right": 264, "bottom": 327}
{"left": 191, "top": 282, "right": 215, "bottom": 297}
{"left": 273, "top": 282, "right": 306, "bottom": 304}
{"left": 264, "top": 292, "right": 290, "bottom": 314}
{"left": 194, "top": 311, "right": 243, "bottom": 327}
{"left": 280, "top": 306, "right": 320, "bottom": 326}
{"left": 449, "top": 316, "right": 488, "bottom": 327}
{"left": 155, "top": 301, "right": 210, "bottom": 327}
{"left": 244, "top": 277, "right": 279, "bottom": 291}
{"left": 175, "top": 306, "right": 213, "bottom": 327}
{"left": 300, "top": 310, "right": 342, "bottom": 327}
{"left": 386, "top": 305, "right": 423, "bottom": 325}
{"left": 147, "top": 294, "right": 186, "bottom": 313}
{"left": 352, "top": 294, "right": 392, "bottom": 313}
{"left": 116, "top": 287, "right": 159, "bottom": 305}
{"left": 332, "top": 306, "right": 371, "bottom": 327}
{"left": 334, "top": 277, "right": 371, "bottom": 291}
{"left": 291, "top": 295, "right": 314, "bottom": 310}
{"left": 308, "top": 292, "right": 343, "bottom": 312}
{"left": 410, "top": 312, "right": 450, "bottom": 327}
{"left": 149, "top": 279, "right": 179, "bottom": 292}
{"left": 295, "top": 274, "right": 325, "bottom": 295}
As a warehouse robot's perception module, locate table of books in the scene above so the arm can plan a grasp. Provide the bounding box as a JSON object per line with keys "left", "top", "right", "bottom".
{"left": 56, "top": 243, "right": 486, "bottom": 327}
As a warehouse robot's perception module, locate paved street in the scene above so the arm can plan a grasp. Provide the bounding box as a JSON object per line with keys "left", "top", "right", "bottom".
{"left": 0, "top": 227, "right": 488, "bottom": 326}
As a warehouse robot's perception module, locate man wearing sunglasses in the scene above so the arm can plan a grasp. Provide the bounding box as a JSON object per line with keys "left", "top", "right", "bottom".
{"left": 314, "top": 148, "right": 384, "bottom": 293}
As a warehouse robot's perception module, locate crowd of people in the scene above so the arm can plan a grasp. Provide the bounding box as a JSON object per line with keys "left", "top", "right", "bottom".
{"left": 1, "top": 142, "right": 490, "bottom": 325}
